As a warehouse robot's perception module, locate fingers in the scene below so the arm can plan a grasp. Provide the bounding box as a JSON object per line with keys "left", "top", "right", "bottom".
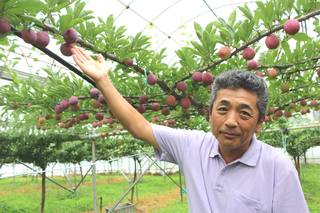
{"left": 72, "top": 54, "right": 82, "bottom": 66}
{"left": 97, "top": 54, "right": 105, "bottom": 63}
{"left": 71, "top": 46, "right": 105, "bottom": 66}
{"left": 71, "top": 47, "right": 87, "bottom": 64}
{"left": 78, "top": 47, "right": 92, "bottom": 61}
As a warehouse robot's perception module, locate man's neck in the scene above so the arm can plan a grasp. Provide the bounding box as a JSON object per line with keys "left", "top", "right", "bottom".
{"left": 219, "top": 141, "right": 252, "bottom": 164}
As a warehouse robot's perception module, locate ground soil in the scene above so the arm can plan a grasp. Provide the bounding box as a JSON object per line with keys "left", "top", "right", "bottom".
{"left": 134, "top": 187, "right": 182, "bottom": 212}
{"left": 102, "top": 187, "right": 183, "bottom": 213}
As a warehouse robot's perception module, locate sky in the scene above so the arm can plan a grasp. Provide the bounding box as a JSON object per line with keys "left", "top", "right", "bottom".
{"left": 0, "top": 0, "right": 257, "bottom": 86}
{"left": 84, "top": 0, "right": 257, "bottom": 63}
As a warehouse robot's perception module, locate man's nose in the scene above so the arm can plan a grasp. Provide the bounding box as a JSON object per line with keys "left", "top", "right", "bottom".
{"left": 225, "top": 112, "right": 238, "bottom": 128}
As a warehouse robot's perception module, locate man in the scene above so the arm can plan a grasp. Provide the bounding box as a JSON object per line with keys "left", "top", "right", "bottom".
{"left": 71, "top": 47, "right": 309, "bottom": 213}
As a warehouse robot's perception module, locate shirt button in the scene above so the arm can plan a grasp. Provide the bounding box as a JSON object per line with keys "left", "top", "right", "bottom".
{"left": 215, "top": 185, "right": 223, "bottom": 192}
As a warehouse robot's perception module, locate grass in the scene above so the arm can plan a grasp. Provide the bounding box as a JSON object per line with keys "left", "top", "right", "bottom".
{"left": 300, "top": 164, "right": 320, "bottom": 213}
{"left": 0, "top": 164, "right": 319, "bottom": 212}
{"left": 0, "top": 173, "right": 185, "bottom": 213}
{"left": 153, "top": 199, "right": 188, "bottom": 213}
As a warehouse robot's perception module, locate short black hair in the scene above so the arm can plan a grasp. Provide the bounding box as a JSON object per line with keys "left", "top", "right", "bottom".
{"left": 210, "top": 70, "right": 268, "bottom": 122}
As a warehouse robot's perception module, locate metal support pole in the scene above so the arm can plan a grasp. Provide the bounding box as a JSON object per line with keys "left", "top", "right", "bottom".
{"left": 108, "top": 159, "right": 157, "bottom": 212}
{"left": 73, "top": 165, "right": 93, "bottom": 192}
{"left": 92, "top": 139, "right": 97, "bottom": 213}
{"left": 144, "top": 153, "right": 184, "bottom": 189}
{"left": 17, "top": 160, "right": 74, "bottom": 193}
{"left": 179, "top": 168, "right": 183, "bottom": 203}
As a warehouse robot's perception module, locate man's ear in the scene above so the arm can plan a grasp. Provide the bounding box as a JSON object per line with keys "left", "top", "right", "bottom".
{"left": 255, "top": 120, "right": 263, "bottom": 134}
{"left": 208, "top": 111, "right": 214, "bottom": 128}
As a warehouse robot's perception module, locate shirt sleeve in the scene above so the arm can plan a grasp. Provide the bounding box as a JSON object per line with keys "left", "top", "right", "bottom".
{"left": 272, "top": 157, "right": 309, "bottom": 213}
{"left": 151, "top": 124, "right": 205, "bottom": 166}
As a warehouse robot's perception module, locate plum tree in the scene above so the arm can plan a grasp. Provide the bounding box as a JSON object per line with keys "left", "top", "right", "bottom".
{"left": 151, "top": 102, "right": 160, "bottom": 111}
{"left": 68, "top": 96, "right": 78, "bottom": 105}
{"left": 280, "top": 83, "right": 290, "bottom": 93}
{"left": 98, "top": 95, "right": 105, "bottom": 103}
{"left": 247, "top": 60, "right": 259, "bottom": 70}
{"left": 300, "top": 99, "right": 307, "bottom": 106}
{"left": 177, "top": 81, "right": 187, "bottom": 92}
{"left": 283, "top": 19, "right": 300, "bottom": 35}
{"left": 63, "top": 28, "right": 78, "bottom": 43}
{"left": 123, "top": 58, "right": 134, "bottom": 66}
{"left": 255, "top": 71, "right": 264, "bottom": 77}
{"left": 192, "top": 71, "right": 202, "bottom": 82}
{"left": 265, "top": 34, "right": 280, "bottom": 49}
{"left": 266, "top": 68, "right": 278, "bottom": 78}
{"left": 274, "top": 110, "right": 283, "bottom": 117}
{"left": 217, "top": 46, "right": 231, "bottom": 59}
{"left": 161, "top": 107, "right": 170, "bottom": 115}
{"left": 90, "top": 88, "right": 100, "bottom": 98}
{"left": 147, "top": 73, "right": 157, "bottom": 85}
{"left": 202, "top": 72, "right": 213, "bottom": 85}
{"left": 137, "top": 104, "right": 146, "bottom": 113}
{"left": 284, "top": 111, "right": 292, "bottom": 118}
{"left": 60, "top": 43, "right": 73, "bottom": 56}
{"left": 316, "top": 68, "right": 320, "bottom": 77}
{"left": 91, "top": 99, "right": 102, "bottom": 108}
{"left": 310, "top": 100, "right": 318, "bottom": 107}
{"left": 242, "top": 47, "right": 255, "bottom": 60}
{"left": 21, "top": 29, "right": 37, "bottom": 44}
{"left": 0, "top": 18, "right": 11, "bottom": 34}
{"left": 70, "top": 103, "right": 80, "bottom": 111}
{"left": 180, "top": 97, "right": 191, "bottom": 109}
{"left": 166, "top": 95, "right": 176, "bottom": 106}
{"left": 35, "top": 31, "right": 50, "bottom": 48}
{"left": 95, "top": 112, "right": 104, "bottom": 121}
{"left": 139, "top": 95, "right": 148, "bottom": 104}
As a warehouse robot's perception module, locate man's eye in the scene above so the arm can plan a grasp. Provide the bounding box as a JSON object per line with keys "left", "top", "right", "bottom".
{"left": 240, "top": 111, "right": 252, "bottom": 117}
{"left": 217, "top": 107, "right": 227, "bottom": 112}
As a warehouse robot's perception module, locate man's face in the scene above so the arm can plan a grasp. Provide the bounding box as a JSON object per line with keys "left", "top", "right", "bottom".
{"left": 210, "top": 88, "right": 263, "bottom": 154}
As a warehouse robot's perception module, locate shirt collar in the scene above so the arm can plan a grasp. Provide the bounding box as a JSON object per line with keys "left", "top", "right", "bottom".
{"left": 209, "top": 137, "right": 221, "bottom": 158}
{"left": 209, "top": 134, "right": 262, "bottom": 167}
{"left": 238, "top": 134, "right": 261, "bottom": 167}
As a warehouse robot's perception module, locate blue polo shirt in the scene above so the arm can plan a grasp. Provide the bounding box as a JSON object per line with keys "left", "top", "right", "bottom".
{"left": 152, "top": 124, "right": 309, "bottom": 213}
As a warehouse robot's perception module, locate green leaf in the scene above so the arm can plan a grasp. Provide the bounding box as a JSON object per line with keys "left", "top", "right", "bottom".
{"left": 194, "top": 22, "right": 203, "bottom": 40}
{"left": 74, "top": 1, "right": 86, "bottom": 18}
{"left": 0, "top": 37, "right": 9, "bottom": 46}
{"left": 4, "top": 0, "right": 45, "bottom": 14}
{"left": 283, "top": 0, "right": 294, "bottom": 11}
{"left": 238, "top": 20, "right": 253, "bottom": 41}
{"left": 292, "top": 33, "right": 311, "bottom": 42}
{"left": 59, "top": 14, "right": 73, "bottom": 31}
{"left": 255, "top": 1, "right": 272, "bottom": 27}
{"left": 281, "top": 41, "right": 292, "bottom": 61}
{"left": 51, "top": 0, "right": 77, "bottom": 12}
{"left": 191, "top": 41, "right": 207, "bottom": 57}
{"left": 238, "top": 4, "right": 253, "bottom": 20}
{"left": 228, "top": 10, "right": 237, "bottom": 27}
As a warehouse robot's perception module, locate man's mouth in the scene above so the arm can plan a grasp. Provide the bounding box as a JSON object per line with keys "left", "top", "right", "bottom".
{"left": 221, "top": 131, "right": 240, "bottom": 139}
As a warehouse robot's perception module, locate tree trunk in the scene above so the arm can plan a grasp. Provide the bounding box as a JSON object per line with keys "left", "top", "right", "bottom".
{"left": 109, "top": 161, "right": 112, "bottom": 174}
{"left": 40, "top": 170, "right": 46, "bottom": 213}
{"left": 303, "top": 151, "right": 307, "bottom": 165}
{"left": 297, "top": 156, "right": 301, "bottom": 179}
{"left": 73, "top": 164, "right": 77, "bottom": 189}
{"left": 137, "top": 158, "right": 142, "bottom": 174}
{"left": 78, "top": 163, "right": 83, "bottom": 179}
{"left": 130, "top": 157, "right": 137, "bottom": 203}
{"left": 51, "top": 162, "right": 56, "bottom": 177}
{"left": 293, "top": 156, "right": 297, "bottom": 170}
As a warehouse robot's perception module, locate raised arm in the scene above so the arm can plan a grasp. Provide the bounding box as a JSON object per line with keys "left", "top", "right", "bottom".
{"left": 71, "top": 47, "right": 159, "bottom": 149}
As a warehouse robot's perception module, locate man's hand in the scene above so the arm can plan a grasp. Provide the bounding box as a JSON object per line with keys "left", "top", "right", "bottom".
{"left": 71, "top": 47, "right": 108, "bottom": 82}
